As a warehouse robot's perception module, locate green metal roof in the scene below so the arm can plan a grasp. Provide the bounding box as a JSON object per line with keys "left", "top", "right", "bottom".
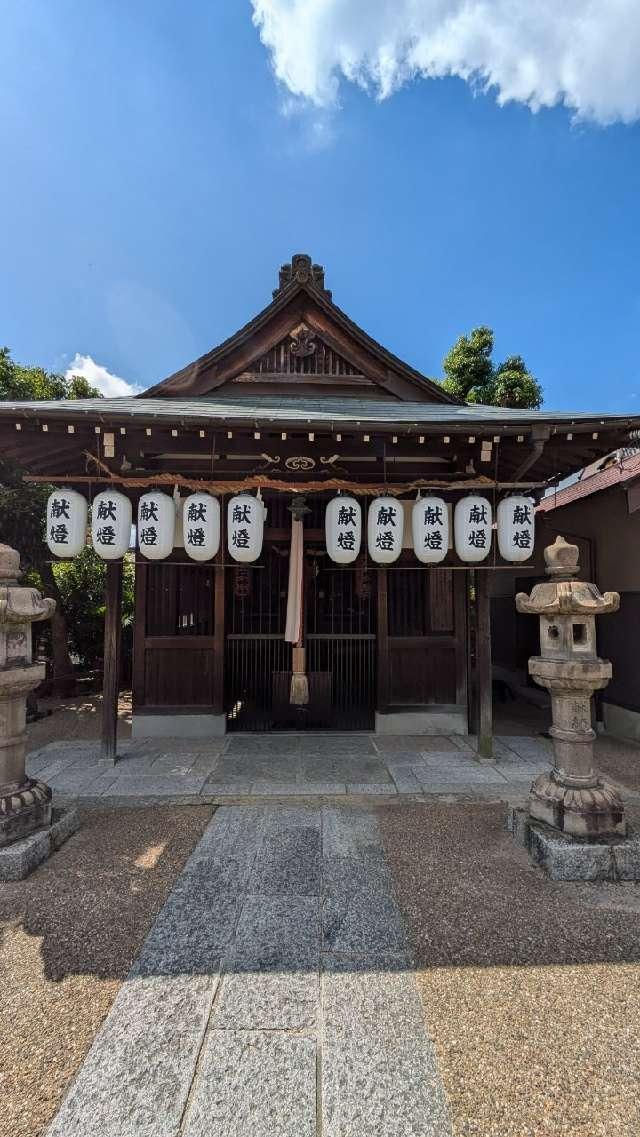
{"left": 0, "top": 395, "right": 637, "bottom": 432}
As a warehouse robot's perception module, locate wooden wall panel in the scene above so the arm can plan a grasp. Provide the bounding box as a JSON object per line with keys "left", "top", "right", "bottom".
{"left": 133, "top": 558, "right": 220, "bottom": 711}
{"left": 388, "top": 639, "right": 457, "bottom": 705}
{"left": 379, "top": 567, "right": 465, "bottom": 709}
{"left": 143, "top": 647, "right": 216, "bottom": 708}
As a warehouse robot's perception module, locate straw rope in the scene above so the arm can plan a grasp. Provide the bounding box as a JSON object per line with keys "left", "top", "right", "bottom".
{"left": 21, "top": 451, "right": 542, "bottom": 495}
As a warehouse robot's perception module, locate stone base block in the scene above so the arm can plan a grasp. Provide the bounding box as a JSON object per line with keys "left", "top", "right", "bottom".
{"left": 508, "top": 808, "right": 640, "bottom": 881}
{"left": 131, "top": 712, "right": 227, "bottom": 739}
{"left": 0, "top": 779, "right": 52, "bottom": 848}
{"left": 375, "top": 707, "right": 467, "bottom": 735}
{"left": 529, "top": 771, "right": 626, "bottom": 839}
{"left": 0, "top": 807, "right": 80, "bottom": 881}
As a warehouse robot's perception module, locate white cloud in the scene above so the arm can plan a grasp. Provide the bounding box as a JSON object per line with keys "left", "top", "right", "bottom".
{"left": 251, "top": 0, "right": 640, "bottom": 124}
{"left": 64, "top": 353, "right": 139, "bottom": 397}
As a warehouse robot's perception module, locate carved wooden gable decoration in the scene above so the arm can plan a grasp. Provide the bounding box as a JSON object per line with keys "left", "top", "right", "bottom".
{"left": 144, "top": 254, "right": 457, "bottom": 405}
{"left": 227, "top": 323, "right": 377, "bottom": 395}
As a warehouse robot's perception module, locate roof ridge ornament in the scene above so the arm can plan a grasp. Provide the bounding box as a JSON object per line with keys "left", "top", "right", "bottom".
{"left": 273, "top": 253, "right": 332, "bottom": 300}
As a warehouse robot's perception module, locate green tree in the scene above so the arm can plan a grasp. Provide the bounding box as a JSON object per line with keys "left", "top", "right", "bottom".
{"left": 54, "top": 549, "right": 135, "bottom": 681}
{"left": 0, "top": 347, "right": 102, "bottom": 694}
{"left": 440, "top": 327, "right": 542, "bottom": 408}
{"left": 0, "top": 346, "right": 98, "bottom": 401}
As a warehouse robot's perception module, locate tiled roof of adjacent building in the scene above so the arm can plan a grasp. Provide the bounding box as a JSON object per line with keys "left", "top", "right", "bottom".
{"left": 538, "top": 449, "right": 640, "bottom": 511}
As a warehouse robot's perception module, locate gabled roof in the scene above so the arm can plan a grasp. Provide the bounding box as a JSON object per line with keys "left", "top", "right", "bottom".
{"left": 143, "top": 253, "right": 457, "bottom": 405}
{"left": 1, "top": 393, "right": 636, "bottom": 430}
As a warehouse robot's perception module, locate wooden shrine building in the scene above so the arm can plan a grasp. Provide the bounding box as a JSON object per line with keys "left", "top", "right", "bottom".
{"left": 1, "top": 253, "right": 639, "bottom": 758}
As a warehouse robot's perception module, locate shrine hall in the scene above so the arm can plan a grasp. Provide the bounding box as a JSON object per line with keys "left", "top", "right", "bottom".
{"left": 1, "top": 253, "right": 639, "bottom": 760}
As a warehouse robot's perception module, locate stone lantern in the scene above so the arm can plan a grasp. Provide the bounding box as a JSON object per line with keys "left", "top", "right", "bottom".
{"left": 0, "top": 543, "right": 56, "bottom": 847}
{"left": 516, "top": 535, "right": 625, "bottom": 839}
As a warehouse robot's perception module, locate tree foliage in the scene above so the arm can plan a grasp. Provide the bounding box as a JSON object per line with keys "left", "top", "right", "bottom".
{"left": 0, "top": 345, "right": 127, "bottom": 682}
{"left": 54, "top": 549, "right": 135, "bottom": 677}
{"left": 0, "top": 346, "right": 98, "bottom": 402}
{"left": 440, "top": 327, "right": 543, "bottom": 409}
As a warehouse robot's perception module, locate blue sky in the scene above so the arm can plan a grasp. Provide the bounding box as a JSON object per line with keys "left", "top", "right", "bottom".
{"left": 2, "top": 0, "right": 640, "bottom": 412}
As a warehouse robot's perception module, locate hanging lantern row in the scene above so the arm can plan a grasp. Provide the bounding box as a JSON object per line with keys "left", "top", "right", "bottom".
{"left": 325, "top": 493, "right": 534, "bottom": 564}
{"left": 46, "top": 490, "right": 534, "bottom": 565}
{"left": 46, "top": 490, "right": 265, "bottom": 564}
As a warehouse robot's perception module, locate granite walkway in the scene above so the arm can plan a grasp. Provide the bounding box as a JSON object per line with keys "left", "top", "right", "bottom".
{"left": 27, "top": 733, "right": 560, "bottom": 805}
{"left": 46, "top": 805, "right": 452, "bottom": 1137}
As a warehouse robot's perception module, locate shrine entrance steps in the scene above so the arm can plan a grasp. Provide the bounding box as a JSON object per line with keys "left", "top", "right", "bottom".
{"left": 26, "top": 733, "right": 554, "bottom": 805}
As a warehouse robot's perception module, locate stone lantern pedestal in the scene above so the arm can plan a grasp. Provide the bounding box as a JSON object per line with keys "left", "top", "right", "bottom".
{"left": 510, "top": 536, "right": 640, "bottom": 880}
{"left": 0, "top": 544, "right": 79, "bottom": 878}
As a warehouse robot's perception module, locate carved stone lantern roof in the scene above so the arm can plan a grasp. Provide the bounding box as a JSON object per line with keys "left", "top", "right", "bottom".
{"left": 0, "top": 544, "right": 56, "bottom": 640}
{"left": 516, "top": 536, "right": 619, "bottom": 619}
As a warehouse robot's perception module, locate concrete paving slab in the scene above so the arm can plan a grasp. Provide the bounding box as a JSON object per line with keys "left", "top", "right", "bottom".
{"left": 321, "top": 960, "right": 452, "bottom": 1137}
{"left": 47, "top": 974, "right": 218, "bottom": 1137}
{"left": 218, "top": 755, "right": 302, "bottom": 780}
{"left": 106, "top": 774, "right": 209, "bottom": 797}
{"left": 498, "top": 735, "right": 552, "bottom": 760}
{"left": 371, "top": 750, "right": 425, "bottom": 765}
{"left": 322, "top": 1035, "right": 452, "bottom": 1137}
{"left": 347, "top": 782, "right": 397, "bottom": 795}
{"left": 251, "top": 825, "right": 321, "bottom": 896}
{"left": 409, "top": 782, "right": 510, "bottom": 798}
{"left": 303, "top": 737, "right": 377, "bottom": 757}
{"left": 200, "top": 780, "right": 253, "bottom": 796}
{"left": 233, "top": 895, "right": 321, "bottom": 967}
{"left": 387, "top": 765, "right": 424, "bottom": 793}
{"left": 411, "top": 766, "right": 507, "bottom": 788}
{"left": 323, "top": 891, "right": 409, "bottom": 959}
{"left": 322, "top": 806, "right": 381, "bottom": 855}
{"left": 182, "top": 1030, "right": 317, "bottom": 1137}
{"left": 250, "top": 781, "right": 346, "bottom": 795}
{"left": 322, "top": 953, "right": 424, "bottom": 1042}
{"left": 132, "top": 889, "right": 241, "bottom": 977}
{"left": 226, "top": 736, "right": 301, "bottom": 756}
{"left": 47, "top": 766, "right": 113, "bottom": 793}
{"left": 24, "top": 732, "right": 562, "bottom": 803}
{"left": 213, "top": 964, "right": 319, "bottom": 1030}
{"left": 32, "top": 757, "right": 72, "bottom": 783}
{"left": 300, "top": 756, "right": 392, "bottom": 782}
{"left": 44, "top": 805, "right": 452, "bottom": 1137}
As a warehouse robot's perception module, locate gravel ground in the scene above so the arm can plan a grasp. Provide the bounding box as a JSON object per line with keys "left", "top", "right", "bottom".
{"left": 26, "top": 693, "right": 133, "bottom": 752}
{"left": 0, "top": 804, "right": 211, "bottom": 1137}
{"left": 593, "top": 735, "right": 640, "bottom": 793}
{"left": 378, "top": 801, "right": 640, "bottom": 1137}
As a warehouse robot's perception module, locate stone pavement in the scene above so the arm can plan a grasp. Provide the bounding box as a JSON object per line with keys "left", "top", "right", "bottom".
{"left": 46, "top": 805, "right": 452, "bottom": 1137}
{"left": 27, "top": 733, "right": 559, "bottom": 805}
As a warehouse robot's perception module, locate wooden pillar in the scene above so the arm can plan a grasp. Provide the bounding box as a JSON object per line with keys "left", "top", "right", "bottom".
{"left": 454, "top": 570, "right": 468, "bottom": 710}
{"left": 131, "top": 557, "right": 147, "bottom": 712}
{"left": 212, "top": 545, "right": 225, "bottom": 715}
{"left": 376, "top": 568, "right": 389, "bottom": 713}
{"left": 476, "top": 569, "right": 493, "bottom": 759}
{"left": 101, "top": 559, "right": 123, "bottom": 765}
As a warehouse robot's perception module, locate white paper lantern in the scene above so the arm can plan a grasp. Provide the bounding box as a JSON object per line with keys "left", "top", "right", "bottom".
{"left": 325, "top": 495, "right": 361, "bottom": 564}
{"left": 367, "top": 496, "right": 402, "bottom": 564}
{"left": 412, "top": 496, "right": 448, "bottom": 564}
{"left": 91, "top": 491, "right": 132, "bottom": 560}
{"left": 497, "top": 496, "right": 535, "bottom": 562}
{"left": 454, "top": 495, "right": 492, "bottom": 563}
{"left": 182, "top": 493, "right": 220, "bottom": 561}
{"left": 137, "top": 492, "right": 175, "bottom": 560}
{"left": 227, "top": 494, "right": 264, "bottom": 563}
{"left": 46, "top": 488, "right": 87, "bottom": 558}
